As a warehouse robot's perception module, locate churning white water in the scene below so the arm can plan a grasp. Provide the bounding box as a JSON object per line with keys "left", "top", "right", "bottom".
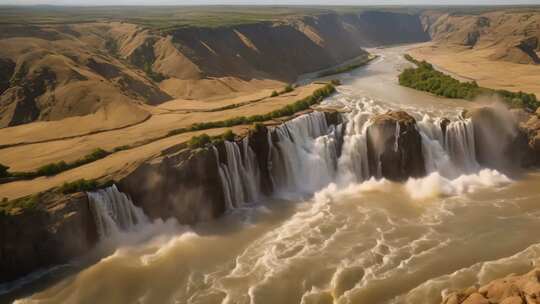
{"left": 13, "top": 44, "right": 540, "bottom": 304}
{"left": 87, "top": 185, "right": 149, "bottom": 239}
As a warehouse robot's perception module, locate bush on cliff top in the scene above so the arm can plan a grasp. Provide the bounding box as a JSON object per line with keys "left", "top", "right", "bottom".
{"left": 399, "top": 56, "right": 539, "bottom": 111}
{"left": 58, "top": 179, "right": 103, "bottom": 194}
{"left": 0, "top": 194, "right": 40, "bottom": 215}
{"left": 36, "top": 148, "right": 111, "bottom": 177}
{"left": 0, "top": 164, "right": 10, "bottom": 178}
{"left": 188, "top": 134, "right": 212, "bottom": 149}
{"left": 167, "top": 84, "right": 335, "bottom": 138}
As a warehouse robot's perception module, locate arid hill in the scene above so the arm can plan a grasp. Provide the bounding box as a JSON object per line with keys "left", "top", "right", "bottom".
{"left": 0, "top": 8, "right": 429, "bottom": 128}
{"left": 423, "top": 9, "right": 540, "bottom": 64}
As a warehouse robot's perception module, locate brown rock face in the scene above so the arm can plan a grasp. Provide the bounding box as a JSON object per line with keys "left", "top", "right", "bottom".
{"left": 0, "top": 192, "right": 98, "bottom": 283}
{"left": 247, "top": 125, "right": 274, "bottom": 196}
{"left": 468, "top": 106, "right": 539, "bottom": 169}
{"left": 366, "top": 111, "right": 425, "bottom": 181}
{"left": 441, "top": 268, "right": 540, "bottom": 304}
{"left": 118, "top": 147, "right": 226, "bottom": 225}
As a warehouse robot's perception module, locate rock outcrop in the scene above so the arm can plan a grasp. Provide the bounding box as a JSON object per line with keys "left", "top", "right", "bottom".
{"left": 366, "top": 111, "right": 425, "bottom": 181}
{"left": 467, "top": 106, "right": 540, "bottom": 169}
{"left": 441, "top": 268, "right": 540, "bottom": 304}
{"left": 522, "top": 108, "right": 540, "bottom": 166}
{"left": 246, "top": 125, "right": 274, "bottom": 196}
{"left": 118, "top": 146, "right": 226, "bottom": 225}
{"left": 0, "top": 192, "right": 98, "bottom": 283}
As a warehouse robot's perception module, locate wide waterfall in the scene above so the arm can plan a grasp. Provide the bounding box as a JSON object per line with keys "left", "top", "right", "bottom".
{"left": 214, "top": 98, "right": 484, "bottom": 207}
{"left": 87, "top": 185, "right": 149, "bottom": 239}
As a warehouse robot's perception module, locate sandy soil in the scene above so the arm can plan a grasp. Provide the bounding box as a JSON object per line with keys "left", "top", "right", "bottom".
{"left": 409, "top": 43, "right": 540, "bottom": 96}
{"left": 0, "top": 83, "right": 324, "bottom": 174}
{"left": 0, "top": 101, "right": 149, "bottom": 147}
{"left": 0, "top": 126, "right": 249, "bottom": 200}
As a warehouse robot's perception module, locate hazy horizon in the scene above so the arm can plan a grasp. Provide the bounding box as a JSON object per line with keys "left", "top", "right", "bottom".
{"left": 3, "top": 0, "right": 540, "bottom": 6}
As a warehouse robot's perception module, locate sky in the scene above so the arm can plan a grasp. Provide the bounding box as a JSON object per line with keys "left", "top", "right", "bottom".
{"left": 2, "top": 0, "right": 540, "bottom": 5}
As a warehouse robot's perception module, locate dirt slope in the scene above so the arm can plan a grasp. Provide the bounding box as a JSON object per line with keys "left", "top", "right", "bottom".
{"left": 0, "top": 10, "right": 430, "bottom": 128}
{"left": 423, "top": 9, "right": 540, "bottom": 64}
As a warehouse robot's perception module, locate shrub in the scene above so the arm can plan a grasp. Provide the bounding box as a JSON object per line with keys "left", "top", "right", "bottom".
{"left": 188, "top": 134, "right": 211, "bottom": 148}
{"left": 0, "top": 164, "right": 9, "bottom": 178}
{"left": 2, "top": 194, "right": 40, "bottom": 213}
{"left": 253, "top": 122, "right": 266, "bottom": 132}
{"left": 113, "top": 145, "right": 130, "bottom": 152}
{"left": 330, "top": 79, "right": 341, "bottom": 86}
{"left": 83, "top": 148, "right": 109, "bottom": 162}
{"left": 398, "top": 56, "right": 539, "bottom": 111}
{"left": 281, "top": 84, "right": 294, "bottom": 94}
{"left": 270, "top": 90, "right": 279, "bottom": 97}
{"left": 58, "top": 179, "right": 100, "bottom": 194}
{"left": 222, "top": 130, "right": 236, "bottom": 141}
{"left": 37, "top": 161, "right": 69, "bottom": 176}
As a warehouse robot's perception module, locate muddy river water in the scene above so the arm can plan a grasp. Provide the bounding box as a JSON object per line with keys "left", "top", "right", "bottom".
{"left": 8, "top": 44, "right": 540, "bottom": 304}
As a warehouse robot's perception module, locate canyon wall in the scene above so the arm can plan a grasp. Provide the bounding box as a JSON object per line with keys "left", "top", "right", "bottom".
{"left": 0, "top": 10, "right": 430, "bottom": 127}
{"left": 2, "top": 104, "right": 540, "bottom": 284}
{"left": 0, "top": 192, "right": 97, "bottom": 283}
{"left": 421, "top": 9, "right": 540, "bottom": 64}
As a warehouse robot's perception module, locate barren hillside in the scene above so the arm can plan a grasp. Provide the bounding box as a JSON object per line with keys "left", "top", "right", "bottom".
{"left": 0, "top": 7, "right": 429, "bottom": 128}
{"left": 423, "top": 9, "right": 540, "bottom": 64}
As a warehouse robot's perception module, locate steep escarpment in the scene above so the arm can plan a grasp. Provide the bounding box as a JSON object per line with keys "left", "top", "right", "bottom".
{"left": 422, "top": 10, "right": 540, "bottom": 65}
{"left": 0, "top": 192, "right": 97, "bottom": 283}
{"left": 467, "top": 107, "right": 540, "bottom": 169}
{"left": 0, "top": 9, "right": 430, "bottom": 127}
{"left": 118, "top": 146, "right": 226, "bottom": 224}
{"left": 3, "top": 100, "right": 540, "bottom": 284}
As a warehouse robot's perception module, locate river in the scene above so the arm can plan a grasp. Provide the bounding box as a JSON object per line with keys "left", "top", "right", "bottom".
{"left": 7, "top": 44, "right": 540, "bottom": 304}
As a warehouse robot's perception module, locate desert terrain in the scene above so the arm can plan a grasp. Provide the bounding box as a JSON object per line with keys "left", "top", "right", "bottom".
{"left": 411, "top": 8, "right": 540, "bottom": 96}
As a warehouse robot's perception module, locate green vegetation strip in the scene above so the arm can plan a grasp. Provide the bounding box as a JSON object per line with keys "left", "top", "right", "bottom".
{"left": 399, "top": 55, "right": 539, "bottom": 111}
{"left": 0, "top": 147, "right": 128, "bottom": 184}
{"left": 166, "top": 83, "right": 336, "bottom": 136}
{"left": 0, "top": 83, "right": 336, "bottom": 184}
{"left": 0, "top": 178, "right": 114, "bottom": 216}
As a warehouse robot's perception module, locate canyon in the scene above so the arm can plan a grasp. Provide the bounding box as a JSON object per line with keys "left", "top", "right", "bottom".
{"left": 1, "top": 6, "right": 540, "bottom": 304}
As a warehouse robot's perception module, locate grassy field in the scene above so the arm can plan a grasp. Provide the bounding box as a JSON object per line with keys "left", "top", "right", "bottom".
{"left": 2, "top": 5, "right": 538, "bottom": 30}
{"left": 0, "top": 6, "right": 331, "bottom": 29}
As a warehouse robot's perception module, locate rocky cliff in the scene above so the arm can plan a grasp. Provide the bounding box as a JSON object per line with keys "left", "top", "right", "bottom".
{"left": 2, "top": 104, "right": 540, "bottom": 284}
{"left": 367, "top": 111, "right": 426, "bottom": 181}
{"left": 467, "top": 106, "right": 540, "bottom": 169}
{"left": 0, "top": 192, "right": 97, "bottom": 283}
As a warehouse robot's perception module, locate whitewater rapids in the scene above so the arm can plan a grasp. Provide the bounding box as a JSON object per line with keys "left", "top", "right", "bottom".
{"left": 10, "top": 45, "right": 540, "bottom": 304}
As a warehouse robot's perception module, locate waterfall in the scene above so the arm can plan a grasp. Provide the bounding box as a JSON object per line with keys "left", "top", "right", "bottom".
{"left": 213, "top": 146, "right": 234, "bottom": 210}
{"left": 87, "top": 185, "right": 148, "bottom": 239}
{"left": 241, "top": 137, "right": 260, "bottom": 202}
{"left": 418, "top": 115, "right": 478, "bottom": 178}
{"left": 214, "top": 140, "right": 261, "bottom": 209}
{"left": 336, "top": 109, "right": 372, "bottom": 184}
{"left": 270, "top": 112, "right": 338, "bottom": 195}
{"left": 394, "top": 121, "right": 400, "bottom": 152}
{"left": 212, "top": 98, "right": 485, "bottom": 205}
{"left": 444, "top": 119, "right": 479, "bottom": 173}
